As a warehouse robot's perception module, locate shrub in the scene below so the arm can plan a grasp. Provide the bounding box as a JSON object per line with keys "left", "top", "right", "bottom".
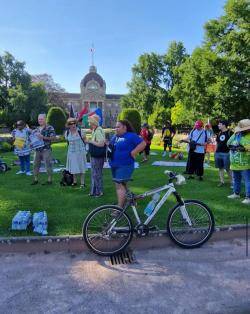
{"left": 46, "top": 107, "right": 66, "bottom": 135}
{"left": 119, "top": 108, "right": 141, "bottom": 134}
{"left": 0, "top": 141, "right": 13, "bottom": 152}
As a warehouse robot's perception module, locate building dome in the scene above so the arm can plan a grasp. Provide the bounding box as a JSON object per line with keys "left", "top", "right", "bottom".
{"left": 80, "top": 65, "right": 105, "bottom": 88}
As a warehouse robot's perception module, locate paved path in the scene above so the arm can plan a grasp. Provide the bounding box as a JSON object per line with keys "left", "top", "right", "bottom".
{"left": 0, "top": 238, "right": 249, "bottom": 314}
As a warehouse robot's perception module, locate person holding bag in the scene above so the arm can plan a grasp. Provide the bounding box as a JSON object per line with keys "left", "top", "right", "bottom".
{"left": 86, "top": 114, "right": 105, "bottom": 197}
{"left": 180, "top": 120, "right": 207, "bottom": 181}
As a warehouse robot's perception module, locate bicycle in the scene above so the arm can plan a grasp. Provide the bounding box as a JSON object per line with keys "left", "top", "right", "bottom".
{"left": 83, "top": 170, "right": 215, "bottom": 256}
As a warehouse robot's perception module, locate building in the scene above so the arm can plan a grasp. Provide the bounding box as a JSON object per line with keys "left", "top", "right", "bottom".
{"left": 61, "top": 65, "right": 123, "bottom": 127}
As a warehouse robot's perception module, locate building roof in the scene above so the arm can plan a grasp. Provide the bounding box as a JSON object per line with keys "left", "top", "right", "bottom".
{"left": 81, "top": 72, "right": 105, "bottom": 87}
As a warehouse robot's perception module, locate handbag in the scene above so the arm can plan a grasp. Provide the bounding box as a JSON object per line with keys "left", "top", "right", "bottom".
{"left": 189, "top": 130, "right": 204, "bottom": 152}
{"left": 88, "top": 143, "right": 107, "bottom": 158}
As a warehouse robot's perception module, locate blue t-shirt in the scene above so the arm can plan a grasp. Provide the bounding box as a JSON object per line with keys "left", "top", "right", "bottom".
{"left": 110, "top": 132, "right": 143, "bottom": 167}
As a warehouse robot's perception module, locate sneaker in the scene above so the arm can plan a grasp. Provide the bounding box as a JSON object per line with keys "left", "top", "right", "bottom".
{"left": 16, "top": 171, "right": 25, "bottom": 175}
{"left": 242, "top": 198, "right": 250, "bottom": 205}
{"left": 162, "top": 152, "right": 166, "bottom": 157}
{"left": 227, "top": 193, "right": 240, "bottom": 199}
{"left": 26, "top": 171, "right": 32, "bottom": 176}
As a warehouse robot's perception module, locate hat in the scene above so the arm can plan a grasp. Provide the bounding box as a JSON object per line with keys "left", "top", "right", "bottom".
{"left": 88, "top": 114, "right": 100, "bottom": 126}
{"left": 234, "top": 119, "right": 250, "bottom": 133}
{"left": 194, "top": 120, "right": 204, "bottom": 129}
{"left": 66, "top": 117, "right": 77, "bottom": 127}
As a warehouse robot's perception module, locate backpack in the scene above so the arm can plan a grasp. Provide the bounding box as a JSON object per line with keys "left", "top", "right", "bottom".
{"left": 60, "top": 170, "right": 74, "bottom": 186}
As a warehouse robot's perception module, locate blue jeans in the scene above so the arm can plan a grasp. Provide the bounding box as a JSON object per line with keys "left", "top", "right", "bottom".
{"left": 233, "top": 170, "right": 250, "bottom": 198}
{"left": 19, "top": 155, "right": 30, "bottom": 173}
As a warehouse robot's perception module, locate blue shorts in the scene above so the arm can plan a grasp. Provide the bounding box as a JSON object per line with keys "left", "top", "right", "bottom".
{"left": 111, "top": 164, "right": 134, "bottom": 183}
{"left": 215, "top": 152, "right": 230, "bottom": 170}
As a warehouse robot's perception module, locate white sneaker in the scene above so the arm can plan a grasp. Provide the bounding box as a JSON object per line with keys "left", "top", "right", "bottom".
{"left": 26, "top": 171, "right": 32, "bottom": 176}
{"left": 242, "top": 198, "right": 250, "bottom": 205}
{"left": 162, "top": 152, "right": 166, "bottom": 157}
{"left": 16, "top": 171, "right": 25, "bottom": 175}
{"left": 227, "top": 193, "right": 240, "bottom": 199}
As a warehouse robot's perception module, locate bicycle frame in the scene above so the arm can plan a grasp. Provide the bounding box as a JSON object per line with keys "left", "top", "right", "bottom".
{"left": 129, "top": 182, "right": 187, "bottom": 226}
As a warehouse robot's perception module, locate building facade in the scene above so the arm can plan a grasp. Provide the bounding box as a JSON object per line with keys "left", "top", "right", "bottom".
{"left": 60, "top": 65, "right": 123, "bottom": 127}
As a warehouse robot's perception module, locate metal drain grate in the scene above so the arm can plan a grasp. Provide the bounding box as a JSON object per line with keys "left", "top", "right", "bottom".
{"left": 110, "top": 250, "right": 136, "bottom": 265}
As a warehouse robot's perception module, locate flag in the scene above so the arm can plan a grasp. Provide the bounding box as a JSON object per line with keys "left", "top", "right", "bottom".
{"left": 69, "top": 104, "right": 75, "bottom": 118}
{"left": 78, "top": 102, "right": 89, "bottom": 120}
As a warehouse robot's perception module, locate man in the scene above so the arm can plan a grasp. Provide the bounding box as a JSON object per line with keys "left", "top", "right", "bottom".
{"left": 215, "top": 120, "right": 233, "bottom": 187}
{"left": 161, "top": 121, "right": 175, "bottom": 157}
{"left": 31, "top": 114, "right": 56, "bottom": 185}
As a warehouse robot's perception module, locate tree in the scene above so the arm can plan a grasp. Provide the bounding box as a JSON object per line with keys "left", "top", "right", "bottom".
{"left": 46, "top": 106, "right": 66, "bottom": 134}
{"left": 0, "top": 52, "right": 49, "bottom": 126}
{"left": 31, "top": 73, "right": 66, "bottom": 108}
{"left": 148, "top": 106, "right": 171, "bottom": 129}
{"left": 119, "top": 108, "right": 141, "bottom": 134}
{"left": 174, "top": 0, "right": 250, "bottom": 121}
{"left": 171, "top": 101, "right": 195, "bottom": 126}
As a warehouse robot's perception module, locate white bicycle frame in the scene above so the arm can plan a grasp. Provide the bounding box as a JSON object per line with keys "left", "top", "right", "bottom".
{"left": 130, "top": 183, "right": 192, "bottom": 227}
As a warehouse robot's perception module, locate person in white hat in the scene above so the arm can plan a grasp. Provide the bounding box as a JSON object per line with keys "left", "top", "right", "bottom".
{"left": 227, "top": 119, "right": 250, "bottom": 204}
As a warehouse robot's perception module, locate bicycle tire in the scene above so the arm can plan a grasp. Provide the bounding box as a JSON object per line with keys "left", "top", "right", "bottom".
{"left": 167, "top": 200, "right": 214, "bottom": 248}
{"left": 83, "top": 205, "right": 133, "bottom": 256}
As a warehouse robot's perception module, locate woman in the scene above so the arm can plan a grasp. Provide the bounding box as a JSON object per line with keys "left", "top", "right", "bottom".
{"left": 109, "top": 120, "right": 146, "bottom": 207}
{"left": 65, "top": 118, "right": 87, "bottom": 187}
{"left": 140, "top": 123, "right": 153, "bottom": 163}
{"left": 180, "top": 120, "right": 207, "bottom": 181}
{"left": 86, "top": 114, "right": 106, "bottom": 197}
{"left": 12, "top": 120, "right": 32, "bottom": 176}
{"left": 227, "top": 119, "right": 250, "bottom": 204}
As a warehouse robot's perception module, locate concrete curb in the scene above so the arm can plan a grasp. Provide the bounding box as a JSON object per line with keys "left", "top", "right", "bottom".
{"left": 0, "top": 224, "right": 248, "bottom": 253}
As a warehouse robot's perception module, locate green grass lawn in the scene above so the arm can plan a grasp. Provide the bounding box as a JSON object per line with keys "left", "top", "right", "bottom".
{"left": 0, "top": 142, "right": 249, "bottom": 237}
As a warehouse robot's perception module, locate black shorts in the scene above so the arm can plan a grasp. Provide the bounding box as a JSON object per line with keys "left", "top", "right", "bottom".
{"left": 164, "top": 137, "right": 172, "bottom": 147}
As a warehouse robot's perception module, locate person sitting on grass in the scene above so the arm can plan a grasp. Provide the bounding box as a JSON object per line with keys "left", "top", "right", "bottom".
{"left": 31, "top": 113, "right": 56, "bottom": 186}
{"left": 12, "top": 120, "right": 32, "bottom": 176}
{"left": 227, "top": 119, "right": 250, "bottom": 204}
{"left": 109, "top": 120, "right": 146, "bottom": 208}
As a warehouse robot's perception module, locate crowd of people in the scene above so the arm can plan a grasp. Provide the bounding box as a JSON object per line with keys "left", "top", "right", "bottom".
{"left": 11, "top": 113, "right": 250, "bottom": 206}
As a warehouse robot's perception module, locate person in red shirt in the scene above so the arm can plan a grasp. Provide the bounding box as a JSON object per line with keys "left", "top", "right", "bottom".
{"left": 140, "top": 123, "right": 153, "bottom": 162}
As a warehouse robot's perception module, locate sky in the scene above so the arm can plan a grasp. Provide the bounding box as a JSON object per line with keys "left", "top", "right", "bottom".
{"left": 0, "top": 0, "right": 226, "bottom": 94}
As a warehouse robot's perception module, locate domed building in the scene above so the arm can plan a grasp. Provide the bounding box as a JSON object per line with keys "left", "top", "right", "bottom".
{"left": 61, "top": 65, "right": 123, "bottom": 127}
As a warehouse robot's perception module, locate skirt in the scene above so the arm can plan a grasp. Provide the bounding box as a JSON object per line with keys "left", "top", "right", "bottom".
{"left": 66, "top": 152, "right": 87, "bottom": 174}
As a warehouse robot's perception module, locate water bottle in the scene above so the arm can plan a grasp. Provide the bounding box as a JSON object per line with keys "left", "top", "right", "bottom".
{"left": 144, "top": 193, "right": 161, "bottom": 216}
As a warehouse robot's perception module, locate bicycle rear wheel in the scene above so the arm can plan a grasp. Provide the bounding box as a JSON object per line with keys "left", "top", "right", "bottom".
{"left": 83, "top": 205, "right": 133, "bottom": 256}
{"left": 167, "top": 200, "right": 214, "bottom": 248}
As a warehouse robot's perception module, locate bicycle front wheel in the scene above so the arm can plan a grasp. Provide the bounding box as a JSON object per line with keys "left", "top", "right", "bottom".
{"left": 167, "top": 200, "right": 214, "bottom": 248}
{"left": 83, "top": 205, "right": 133, "bottom": 256}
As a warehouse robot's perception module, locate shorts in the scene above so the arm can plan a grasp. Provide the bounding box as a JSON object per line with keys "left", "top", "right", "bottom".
{"left": 111, "top": 164, "right": 134, "bottom": 183}
{"left": 163, "top": 137, "right": 172, "bottom": 147}
{"left": 215, "top": 152, "right": 230, "bottom": 170}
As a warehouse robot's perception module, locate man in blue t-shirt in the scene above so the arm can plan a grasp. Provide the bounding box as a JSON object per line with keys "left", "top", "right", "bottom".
{"left": 109, "top": 120, "right": 146, "bottom": 207}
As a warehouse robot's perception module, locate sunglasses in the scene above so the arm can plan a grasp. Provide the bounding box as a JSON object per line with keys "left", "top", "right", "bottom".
{"left": 69, "top": 122, "right": 76, "bottom": 125}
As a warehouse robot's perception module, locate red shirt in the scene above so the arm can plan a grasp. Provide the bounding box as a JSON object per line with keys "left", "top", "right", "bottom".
{"left": 140, "top": 128, "right": 151, "bottom": 145}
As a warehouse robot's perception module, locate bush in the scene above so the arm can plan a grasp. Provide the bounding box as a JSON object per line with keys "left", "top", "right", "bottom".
{"left": 46, "top": 107, "right": 66, "bottom": 135}
{"left": 0, "top": 141, "right": 13, "bottom": 152}
{"left": 119, "top": 108, "right": 141, "bottom": 134}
